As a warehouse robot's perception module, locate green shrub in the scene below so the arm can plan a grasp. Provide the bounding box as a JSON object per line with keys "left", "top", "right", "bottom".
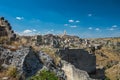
{"left": 29, "top": 70, "right": 58, "bottom": 80}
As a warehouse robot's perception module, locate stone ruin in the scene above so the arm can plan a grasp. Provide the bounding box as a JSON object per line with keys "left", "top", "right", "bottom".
{"left": 0, "top": 17, "right": 16, "bottom": 42}
{"left": 58, "top": 48, "right": 105, "bottom": 79}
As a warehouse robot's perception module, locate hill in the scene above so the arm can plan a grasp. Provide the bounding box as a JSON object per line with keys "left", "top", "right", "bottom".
{"left": 0, "top": 17, "right": 120, "bottom": 80}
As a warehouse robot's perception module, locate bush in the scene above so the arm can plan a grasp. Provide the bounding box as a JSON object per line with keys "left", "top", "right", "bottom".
{"left": 29, "top": 70, "right": 58, "bottom": 80}
{"left": 40, "top": 47, "right": 61, "bottom": 65}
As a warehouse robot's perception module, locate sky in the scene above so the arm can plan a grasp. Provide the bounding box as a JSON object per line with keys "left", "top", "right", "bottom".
{"left": 0, "top": 0, "right": 120, "bottom": 38}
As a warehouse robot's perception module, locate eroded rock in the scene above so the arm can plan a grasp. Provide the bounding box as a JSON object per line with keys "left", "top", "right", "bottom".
{"left": 0, "top": 46, "right": 66, "bottom": 80}
{"left": 62, "top": 61, "right": 96, "bottom": 80}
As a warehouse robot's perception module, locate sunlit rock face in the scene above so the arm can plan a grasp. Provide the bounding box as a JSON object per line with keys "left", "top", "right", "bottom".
{"left": 62, "top": 61, "right": 95, "bottom": 80}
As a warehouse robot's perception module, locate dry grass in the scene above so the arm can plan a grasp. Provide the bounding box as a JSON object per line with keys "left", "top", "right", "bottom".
{"left": 31, "top": 45, "right": 61, "bottom": 65}
{"left": 95, "top": 42, "right": 120, "bottom": 80}
{"left": 40, "top": 46, "right": 61, "bottom": 65}
{"left": 105, "top": 64, "right": 120, "bottom": 80}
{"left": 0, "top": 36, "right": 8, "bottom": 44}
{"left": 6, "top": 66, "right": 17, "bottom": 78}
{"left": 0, "top": 66, "right": 19, "bottom": 80}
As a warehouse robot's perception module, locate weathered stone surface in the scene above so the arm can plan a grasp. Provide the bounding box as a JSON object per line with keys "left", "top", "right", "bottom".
{"left": 0, "top": 46, "right": 66, "bottom": 80}
{"left": 62, "top": 61, "right": 96, "bottom": 80}
{"left": 38, "top": 51, "right": 66, "bottom": 80}
{"left": 0, "top": 46, "right": 43, "bottom": 77}
{"left": 59, "top": 48, "right": 96, "bottom": 74}
{"left": 0, "top": 17, "right": 16, "bottom": 42}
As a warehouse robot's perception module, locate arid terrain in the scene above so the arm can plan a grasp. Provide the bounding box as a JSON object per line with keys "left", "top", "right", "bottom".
{"left": 0, "top": 17, "right": 120, "bottom": 80}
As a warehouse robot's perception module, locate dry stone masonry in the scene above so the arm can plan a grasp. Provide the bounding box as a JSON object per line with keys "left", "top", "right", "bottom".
{"left": 0, "top": 17, "right": 16, "bottom": 42}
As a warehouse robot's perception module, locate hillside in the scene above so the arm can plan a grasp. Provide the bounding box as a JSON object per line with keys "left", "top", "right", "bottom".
{"left": 0, "top": 17, "right": 120, "bottom": 80}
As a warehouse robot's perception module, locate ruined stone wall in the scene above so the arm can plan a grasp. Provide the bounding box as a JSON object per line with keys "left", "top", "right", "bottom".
{"left": 62, "top": 61, "right": 95, "bottom": 80}
{"left": 59, "top": 48, "right": 96, "bottom": 74}
{"left": 0, "top": 17, "right": 16, "bottom": 42}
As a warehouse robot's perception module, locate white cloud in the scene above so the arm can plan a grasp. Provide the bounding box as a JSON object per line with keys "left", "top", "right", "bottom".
{"left": 70, "top": 25, "right": 77, "bottom": 28}
{"left": 16, "top": 17, "right": 24, "bottom": 20}
{"left": 95, "top": 28, "right": 100, "bottom": 31}
{"left": 23, "top": 30, "right": 32, "bottom": 33}
{"left": 17, "top": 29, "right": 39, "bottom": 36}
{"left": 88, "top": 14, "right": 92, "bottom": 17}
{"left": 88, "top": 27, "right": 93, "bottom": 30}
{"left": 68, "top": 19, "right": 74, "bottom": 23}
{"left": 107, "top": 25, "right": 118, "bottom": 31}
{"left": 76, "top": 20, "right": 80, "bottom": 23}
{"left": 112, "top": 25, "right": 117, "bottom": 28}
{"left": 64, "top": 24, "right": 68, "bottom": 26}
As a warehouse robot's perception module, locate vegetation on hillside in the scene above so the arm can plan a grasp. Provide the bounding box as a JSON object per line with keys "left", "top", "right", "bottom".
{"left": 28, "top": 69, "right": 58, "bottom": 80}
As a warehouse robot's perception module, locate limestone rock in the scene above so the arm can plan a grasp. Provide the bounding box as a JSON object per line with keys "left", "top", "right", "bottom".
{"left": 0, "top": 46, "right": 43, "bottom": 77}
{"left": 0, "top": 46, "right": 66, "bottom": 80}
{"left": 62, "top": 61, "right": 96, "bottom": 80}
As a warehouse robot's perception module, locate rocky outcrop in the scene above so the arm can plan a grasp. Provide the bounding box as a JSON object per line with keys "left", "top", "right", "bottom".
{"left": 0, "top": 46, "right": 66, "bottom": 80}
{"left": 0, "top": 46, "right": 42, "bottom": 78}
{"left": 62, "top": 61, "right": 95, "bottom": 80}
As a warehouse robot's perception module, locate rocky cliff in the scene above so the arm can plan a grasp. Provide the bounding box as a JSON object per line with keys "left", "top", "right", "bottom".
{"left": 0, "top": 46, "right": 66, "bottom": 80}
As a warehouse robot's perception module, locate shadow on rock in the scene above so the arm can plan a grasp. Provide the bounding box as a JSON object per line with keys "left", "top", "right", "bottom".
{"left": 59, "top": 48, "right": 105, "bottom": 79}
{"left": 22, "top": 49, "right": 43, "bottom": 79}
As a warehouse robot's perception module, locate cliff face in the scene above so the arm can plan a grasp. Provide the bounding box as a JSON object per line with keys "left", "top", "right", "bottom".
{"left": 0, "top": 46, "right": 66, "bottom": 80}
{"left": 0, "top": 46, "right": 43, "bottom": 78}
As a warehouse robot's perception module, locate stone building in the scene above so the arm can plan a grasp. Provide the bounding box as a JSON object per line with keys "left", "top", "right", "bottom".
{"left": 0, "top": 17, "right": 16, "bottom": 42}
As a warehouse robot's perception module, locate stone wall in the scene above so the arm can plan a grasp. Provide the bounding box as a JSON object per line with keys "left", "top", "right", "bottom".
{"left": 59, "top": 48, "right": 96, "bottom": 74}
{"left": 62, "top": 61, "right": 95, "bottom": 80}
{"left": 0, "top": 17, "right": 16, "bottom": 42}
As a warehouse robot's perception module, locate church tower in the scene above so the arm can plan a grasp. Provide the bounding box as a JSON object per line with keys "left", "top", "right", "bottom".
{"left": 63, "top": 30, "right": 67, "bottom": 36}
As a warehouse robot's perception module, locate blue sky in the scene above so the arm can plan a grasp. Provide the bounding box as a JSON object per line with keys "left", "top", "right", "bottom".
{"left": 0, "top": 0, "right": 120, "bottom": 38}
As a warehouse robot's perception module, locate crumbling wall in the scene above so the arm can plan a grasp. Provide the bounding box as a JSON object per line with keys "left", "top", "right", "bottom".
{"left": 62, "top": 61, "right": 95, "bottom": 80}
{"left": 0, "top": 17, "right": 16, "bottom": 42}
{"left": 59, "top": 48, "right": 96, "bottom": 74}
